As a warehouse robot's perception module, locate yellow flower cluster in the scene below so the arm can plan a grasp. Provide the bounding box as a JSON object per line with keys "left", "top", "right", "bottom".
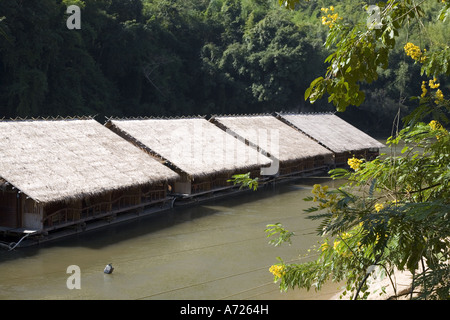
{"left": 436, "top": 89, "right": 444, "bottom": 102}
{"left": 312, "top": 184, "right": 328, "bottom": 199}
{"left": 429, "top": 120, "right": 443, "bottom": 131}
{"left": 404, "top": 42, "right": 426, "bottom": 62}
{"left": 421, "top": 81, "right": 428, "bottom": 98}
{"left": 429, "top": 78, "right": 440, "bottom": 89}
{"left": 320, "top": 241, "right": 329, "bottom": 252}
{"left": 321, "top": 6, "right": 335, "bottom": 13}
{"left": 269, "top": 265, "right": 285, "bottom": 279}
{"left": 428, "top": 120, "right": 448, "bottom": 141}
{"left": 332, "top": 238, "right": 353, "bottom": 257}
{"left": 374, "top": 203, "right": 384, "bottom": 213}
{"left": 421, "top": 78, "right": 445, "bottom": 104}
{"left": 312, "top": 184, "right": 338, "bottom": 211}
{"left": 333, "top": 240, "right": 340, "bottom": 250}
{"left": 321, "top": 232, "right": 351, "bottom": 254}
{"left": 347, "top": 156, "right": 363, "bottom": 171}
{"left": 321, "top": 6, "right": 340, "bottom": 28}
{"left": 340, "top": 232, "right": 351, "bottom": 240}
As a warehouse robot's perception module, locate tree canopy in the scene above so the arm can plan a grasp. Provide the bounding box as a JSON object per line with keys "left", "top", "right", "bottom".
{"left": 2, "top": 0, "right": 447, "bottom": 136}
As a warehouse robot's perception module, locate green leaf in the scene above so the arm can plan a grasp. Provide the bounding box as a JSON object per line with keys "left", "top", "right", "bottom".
{"left": 304, "top": 86, "right": 312, "bottom": 101}
{"left": 265, "top": 223, "right": 295, "bottom": 247}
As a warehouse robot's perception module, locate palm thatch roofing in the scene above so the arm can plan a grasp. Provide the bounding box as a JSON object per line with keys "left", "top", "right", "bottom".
{"left": 210, "top": 114, "right": 333, "bottom": 163}
{"left": 278, "top": 113, "right": 385, "bottom": 153}
{"left": 0, "top": 119, "right": 179, "bottom": 204}
{"left": 107, "top": 117, "right": 272, "bottom": 179}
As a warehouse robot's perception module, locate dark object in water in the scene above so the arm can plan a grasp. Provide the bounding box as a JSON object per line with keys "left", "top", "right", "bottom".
{"left": 104, "top": 263, "right": 114, "bottom": 274}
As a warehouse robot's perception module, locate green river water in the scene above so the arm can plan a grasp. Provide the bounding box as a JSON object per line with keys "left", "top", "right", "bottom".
{"left": 0, "top": 176, "right": 344, "bottom": 300}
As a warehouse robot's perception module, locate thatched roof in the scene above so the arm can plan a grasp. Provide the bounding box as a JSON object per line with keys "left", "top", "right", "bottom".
{"left": 0, "top": 119, "right": 179, "bottom": 204}
{"left": 278, "top": 113, "right": 385, "bottom": 153}
{"left": 107, "top": 117, "right": 272, "bottom": 179}
{"left": 210, "top": 114, "right": 333, "bottom": 163}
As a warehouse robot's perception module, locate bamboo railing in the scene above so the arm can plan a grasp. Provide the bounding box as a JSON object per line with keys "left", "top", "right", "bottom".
{"left": 43, "top": 189, "right": 166, "bottom": 228}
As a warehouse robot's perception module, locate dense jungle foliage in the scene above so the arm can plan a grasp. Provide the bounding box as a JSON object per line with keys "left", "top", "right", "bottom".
{"left": 0, "top": 0, "right": 448, "bottom": 135}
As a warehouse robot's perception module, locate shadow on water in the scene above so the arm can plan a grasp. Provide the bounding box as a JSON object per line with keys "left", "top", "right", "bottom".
{"left": 0, "top": 175, "right": 333, "bottom": 262}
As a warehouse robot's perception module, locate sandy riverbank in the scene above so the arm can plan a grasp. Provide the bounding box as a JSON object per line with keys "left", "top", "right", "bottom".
{"left": 329, "top": 268, "right": 415, "bottom": 300}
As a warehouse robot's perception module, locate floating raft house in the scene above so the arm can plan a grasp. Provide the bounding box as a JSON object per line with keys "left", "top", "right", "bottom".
{"left": 0, "top": 118, "right": 179, "bottom": 241}
{"left": 106, "top": 117, "right": 272, "bottom": 196}
{"left": 0, "top": 113, "right": 384, "bottom": 246}
{"left": 210, "top": 114, "right": 334, "bottom": 177}
{"left": 277, "top": 113, "right": 385, "bottom": 165}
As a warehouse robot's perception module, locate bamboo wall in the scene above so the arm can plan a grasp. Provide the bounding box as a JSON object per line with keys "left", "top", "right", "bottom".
{"left": 40, "top": 184, "right": 168, "bottom": 231}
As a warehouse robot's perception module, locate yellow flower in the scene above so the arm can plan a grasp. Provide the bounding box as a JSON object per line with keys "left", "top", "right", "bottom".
{"left": 321, "top": 6, "right": 340, "bottom": 28}
{"left": 375, "top": 203, "right": 384, "bottom": 212}
{"left": 320, "top": 241, "right": 329, "bottom": 252}
{"left": 312, "top": 184, "right": 326, "bottom": 197}
{"left": 429, "top": 120, "right": 448, "bottom": 140}
{"left": 269, "top": 265, "right": 285, "bottom": 279}
{"left": 347, "top": 156, "right": 363, "bottom": 170}
{"left": 312, "top": 184, "right": 321, "bottom": 194}
{"left": 333, "top": 240, "right": 340, "bottom": 250}
{"left": 312, "top": 184, "right": 338, "bottom": 210}
{"left": 341, "top": 232, "right": 351, "bottom": 240}
{"left": 429, "top": 78, "right": 440, "bottom": 89}
{"left": 436, "top": 89, "right": 444, "bottom": 101}
{"left": 404, "top": 42, "right": 426, "bottom": 62}
{"left": 421, "top": 81, "right": 427, "bottom": 98}
{"left": 429, "top": 120, "right": 443, "bottom": 131}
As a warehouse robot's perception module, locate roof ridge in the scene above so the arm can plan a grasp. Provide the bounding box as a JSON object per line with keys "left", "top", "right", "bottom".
{"left": 106, "top": 115, "right": 207, "bottom": 121}
{"left": 211, "top": 112, "right": 275, "bottom": 119}
{"left": 277, "top": 111, "right": 336, "bottom": 116}
{"left": 0, "top": 115, "right": 97, "bottom": 122}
